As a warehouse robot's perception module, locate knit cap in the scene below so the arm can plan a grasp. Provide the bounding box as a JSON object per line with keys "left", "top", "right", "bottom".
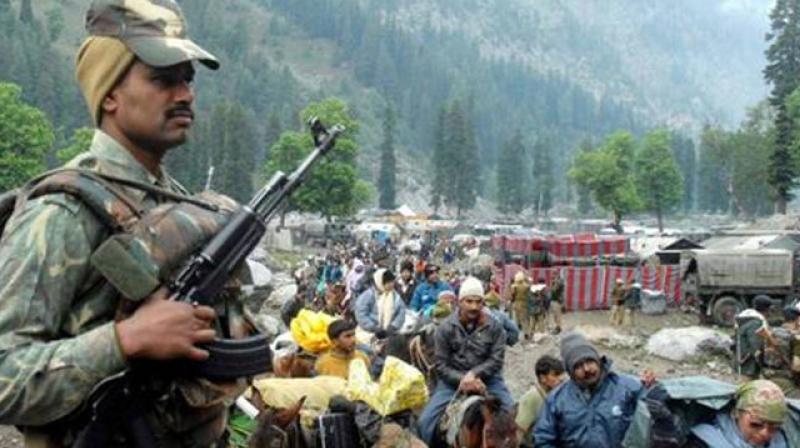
{"left": 560, "top": 331, "right": 600, "bottom": 375}
{"left": 458, "top": 276, "right": 484, "bottom": 300}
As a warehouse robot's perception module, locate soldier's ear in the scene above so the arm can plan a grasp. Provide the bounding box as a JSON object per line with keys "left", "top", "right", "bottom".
{"left": 102, "top": 89, "right": 119, "bottom": 116}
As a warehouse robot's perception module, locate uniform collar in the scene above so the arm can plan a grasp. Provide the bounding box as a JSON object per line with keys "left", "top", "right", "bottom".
{"left": 87, "top": 129, "right": 183, "bottom": 201}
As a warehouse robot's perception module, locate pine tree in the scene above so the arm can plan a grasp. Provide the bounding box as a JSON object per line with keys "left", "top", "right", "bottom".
{"left": 532, "top": 138, "right": 554, "bottom": 217}
{"left": 444, "top": 100, "right": 479, "bottom": 217}
{"left": 378, "top": 104, "right": 396, "bottom": 209}
{"left": 496, "top": 131, "right": 526, "bottom": 214}
{"left": 19, "top": 0, "right": 33, "bottom": 25}
{"left": 263, "top": 110, "right": 282, "bottom": 166}
{"left": 764, "top": 0, "right": 800, "bottom": 213}
{"left": 429, "top": 106, "right": 447, "bottom": 213}
{"left": 670, "top": 132, "right": 696, "bottom": 213}
{"left": 576, "top": 138, "right": 594, "bottom": 215}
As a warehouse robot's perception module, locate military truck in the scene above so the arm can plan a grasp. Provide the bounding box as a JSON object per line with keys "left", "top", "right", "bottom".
{"left": 682, "top": 249, "right": 798, "bottom": 326}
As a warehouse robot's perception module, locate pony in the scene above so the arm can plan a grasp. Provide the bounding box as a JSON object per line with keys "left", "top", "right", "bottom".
{"left": 247, "top": 387, "right": 307, "bottom": 448}
{"left": 435, "top": 395, "right": 519, "bottom": 448}
{"left": 383, "top": 311, "right": 437, "bottom": 386}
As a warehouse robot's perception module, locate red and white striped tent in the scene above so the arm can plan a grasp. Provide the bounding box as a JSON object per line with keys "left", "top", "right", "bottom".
{"left": 492, "top": 234, "right": 630, "bottom": 261}
{"left": 496, "top": 264, "right": 682, "bottom": 311}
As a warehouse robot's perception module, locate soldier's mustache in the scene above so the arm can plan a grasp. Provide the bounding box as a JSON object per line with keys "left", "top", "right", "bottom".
{"left": 167, "top": 105, "right": 194, "bottom": 119}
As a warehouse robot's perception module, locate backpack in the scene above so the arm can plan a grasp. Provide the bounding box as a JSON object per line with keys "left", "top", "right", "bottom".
{"left": 0, "top": 168, "right": 230, "bottom": 302}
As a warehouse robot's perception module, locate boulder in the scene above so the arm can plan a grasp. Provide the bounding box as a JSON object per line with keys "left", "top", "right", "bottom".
{"left": 260, "top": 282, "right": 298, "bottom": 315}
{"left": 242, "top": 259, "right": 273, "bottom": 313}
{"left": 570, "top": 325, "right": 642, "bottom": 349}
{"left": 646, "top": 326, "right": 732, "bottom": 362}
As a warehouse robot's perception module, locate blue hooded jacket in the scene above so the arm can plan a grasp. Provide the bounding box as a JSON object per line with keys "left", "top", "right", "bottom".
{"left": 533, "top": 358, "right": 643, "bottom": 448}
{"left": 410, "top": 280, "right": 451, "bottom": 315}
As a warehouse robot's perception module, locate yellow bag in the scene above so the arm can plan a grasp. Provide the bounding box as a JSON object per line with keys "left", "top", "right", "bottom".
{"left": 250, "top": 376, "right": 347, "bottom": 412}
{"left": 290, "top": 309, "right": 336, "bottom": 353}
{"left": 249, "top": 376, "right": 347, "bottom": 428}
{"left": 346, "top": 356, "right": 429, "bottom": 416}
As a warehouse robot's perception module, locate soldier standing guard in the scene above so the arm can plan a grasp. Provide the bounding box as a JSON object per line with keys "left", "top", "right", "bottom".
{"left": 548, "top": 271, "right": 564, "bottom": 334}
{"left": 0, "top": 1, "right": 257, "bottom": 446}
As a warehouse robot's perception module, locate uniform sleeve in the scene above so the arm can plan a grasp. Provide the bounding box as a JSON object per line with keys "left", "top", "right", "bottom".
{"left": 0, "top": 196, "right": 126, "bottom": 425}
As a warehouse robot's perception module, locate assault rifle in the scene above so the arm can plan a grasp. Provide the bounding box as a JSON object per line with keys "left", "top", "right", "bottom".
{"left": 170, "top": 117, "right": 344, "bottom": 378}
{"left": 72, "top": 118, "right": 344, "bottom": 447}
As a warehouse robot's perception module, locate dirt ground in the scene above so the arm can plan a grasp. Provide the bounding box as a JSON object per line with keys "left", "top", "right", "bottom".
{"left": 503, "top": 308, "right": 736, "bottom": 396}
{"left": 0, "top": 309, "right": 735, "bottom": 447}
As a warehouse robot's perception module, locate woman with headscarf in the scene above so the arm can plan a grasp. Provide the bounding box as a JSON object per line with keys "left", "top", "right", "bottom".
{"left": 354, "top": 268, "right": 407, "bottom": 339}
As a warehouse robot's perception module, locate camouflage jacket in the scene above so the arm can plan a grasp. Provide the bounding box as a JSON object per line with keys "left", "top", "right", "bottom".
{"left": 0, "top": 130, "right": 246, "bottom": 447}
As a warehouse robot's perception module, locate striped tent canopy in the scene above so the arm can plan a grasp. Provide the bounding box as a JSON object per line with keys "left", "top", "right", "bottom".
{"left": 495, "top": 264, "right": 682, "bottom": 311}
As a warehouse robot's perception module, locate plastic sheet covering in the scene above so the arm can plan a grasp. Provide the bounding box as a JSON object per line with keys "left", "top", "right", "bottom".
{"left": 346, "top": 356, "right": 429, "bottom": 416}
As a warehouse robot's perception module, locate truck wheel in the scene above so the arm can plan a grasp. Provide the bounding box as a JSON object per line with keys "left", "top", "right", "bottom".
{"left": 712, "top": 296, "right": 743, "bottom": 327}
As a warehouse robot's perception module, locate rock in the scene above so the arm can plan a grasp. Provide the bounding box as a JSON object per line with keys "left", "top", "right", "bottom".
{"left": 260, "top": 283, "right": 298, "bottom": 315}
{"left": 646, "top": 326, "right": 732, "bottom": 362}
{"left": 572, "top": 325, "right": 642, "bottom": 349}
{"left": 250, "top": 314, "right": 286, "bottom": 341}
{"left": 242, "top": 259, "right": 274, "bottom": 313}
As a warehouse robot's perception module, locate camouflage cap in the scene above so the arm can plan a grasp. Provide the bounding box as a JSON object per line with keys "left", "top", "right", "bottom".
{"left": 86, "top": 0, "right": 219, "bottom": 70}
{"left": 735, "top": 379, "right": 788, "bottom": 423}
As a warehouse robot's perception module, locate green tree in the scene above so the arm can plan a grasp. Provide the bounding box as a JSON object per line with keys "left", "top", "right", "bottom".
{"left": 265, "top": 98, "right": 365, "bottom": 219}
{"left": 532, "top": 137, "right": 554, "bottom": 217}
{"left": 569, "top": 131, "right": 639, "bottom": 231}
{"left": 219, "top": 104, "right": 257, "bottom": 202}
{"left": 45, "top": 7, "right": 63, "bottom": 42}
{"left": 0, "top": 83, "right": 54, "bottom": 191}
{"left": 19, "top": 0, "right": 32, "bottom": 25}
{"left": 263, "top": 110, "right": 283, "bottom": 165}
{"left": 429, "top": 107, "right": 447, "bottom": 213}
{"left": 634, "top": 130, "right": 684, "bottom": 232}
{"left": 700, "top": 105, "right": 773, "bottom": 218}
{"left": 378, "top": 103, "right": 396, "bottom": 209}
{"left": 575, "top": 138, "right": 594, "bottom": 215}
{"left": 764, "top": 0, "right": 800, "bottom": 213}
{"left": 670, "top": 132, "right": 696, "bottom": 213}
{"left": 56, "top": 127, "right": 93, "bottom": 164}
{"left": 495, "top": 130, "right": 527, "bottom": 214}
{"left": 443, "top": 100, "right": 479, "bottom": 217}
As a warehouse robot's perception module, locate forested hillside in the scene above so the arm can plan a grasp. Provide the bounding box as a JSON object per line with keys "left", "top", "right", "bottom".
{"left": 0, "top": 0, "right": 774, "bottom": 217}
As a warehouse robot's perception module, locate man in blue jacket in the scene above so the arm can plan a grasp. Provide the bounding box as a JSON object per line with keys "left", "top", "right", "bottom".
{"left": 533, "top": 331, "right": 644, "bottom": 448}
{"left": 410, "top": 264, "right": 452, "bottom": 317}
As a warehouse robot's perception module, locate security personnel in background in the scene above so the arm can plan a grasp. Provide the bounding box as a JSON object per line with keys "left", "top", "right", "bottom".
{"left": 735, "top": 296, "right": 774, "bottom": 381}
{"left": 0, "top": 1, "right": 248, "bottom": 445}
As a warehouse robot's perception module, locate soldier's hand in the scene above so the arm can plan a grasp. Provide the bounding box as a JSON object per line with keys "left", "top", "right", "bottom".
{"left": 115, "top": 287, "right": 217, "bottom": 362}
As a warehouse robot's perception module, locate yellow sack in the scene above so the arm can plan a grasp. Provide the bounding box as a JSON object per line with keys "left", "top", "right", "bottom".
{"left": 290, "top": 309, "right": 336, "bottom": 353}
{"left": 249, "top": 376, "right": 347, "bottom": 428}
{"left": 250, "top": 376, "right": 347, "bottom": 412}
{"left": 345, "top": 356, "right": 429, "bottom": 416}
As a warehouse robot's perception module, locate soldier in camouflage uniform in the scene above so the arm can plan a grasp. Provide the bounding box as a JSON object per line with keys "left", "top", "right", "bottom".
{"left": 0, "top": 1, "right": 251, "bottom": 446}
{"left": 685, "top": 379, "right": 790, "bottom": 447}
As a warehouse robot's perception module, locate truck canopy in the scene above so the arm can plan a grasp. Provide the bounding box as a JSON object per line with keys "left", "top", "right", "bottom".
{"left": 686, "top": 249, "right": 793, "bottom": 289}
